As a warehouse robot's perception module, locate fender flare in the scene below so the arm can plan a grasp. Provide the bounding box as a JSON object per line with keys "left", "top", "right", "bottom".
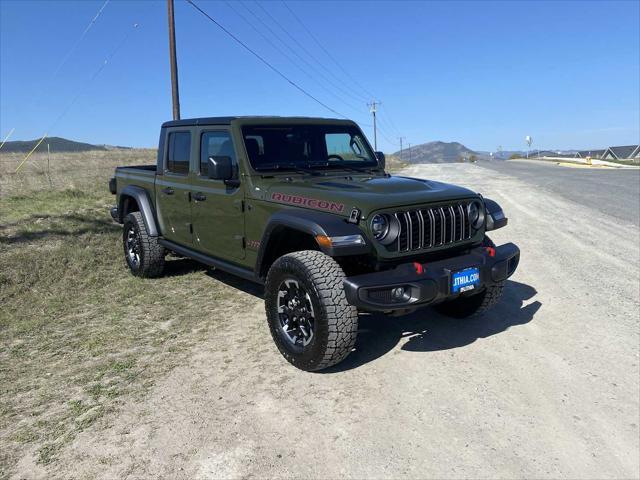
{"left": 484, "top": 198, "right": 508, "bottom": 231}
{"left": 118, "top": 185, "right": 159, "bottom": 237}
{"left": 256, "top": 209, "right": 370, "bottom": 277}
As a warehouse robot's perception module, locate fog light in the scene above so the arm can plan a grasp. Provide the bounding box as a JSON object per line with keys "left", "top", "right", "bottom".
{"left": 391, "top": 286, "right": 411, "bottom": 302}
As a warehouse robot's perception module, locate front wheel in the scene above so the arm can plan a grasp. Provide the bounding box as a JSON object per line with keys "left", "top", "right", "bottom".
{"left": 265, "top": 251, "right": 358, "bottom": 371}
{"left": 123, "top": 212, "right": 165, "bottom": 278}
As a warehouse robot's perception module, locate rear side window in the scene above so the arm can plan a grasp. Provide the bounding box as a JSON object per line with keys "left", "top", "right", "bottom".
{"left": 167, "top": 131, "right": 191, "bottom": 174}
{"left": 200, "top": 131, "right": 237, "bottom": 176}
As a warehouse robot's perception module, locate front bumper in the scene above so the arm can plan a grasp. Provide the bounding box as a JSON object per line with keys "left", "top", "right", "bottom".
{"left": 343, "top": 243, "right": 520, "bottom": 311}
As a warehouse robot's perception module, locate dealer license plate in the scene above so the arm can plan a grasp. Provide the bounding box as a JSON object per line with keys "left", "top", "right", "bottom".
{"left": 451, "top": 267, "right": 480, "bottom": 293}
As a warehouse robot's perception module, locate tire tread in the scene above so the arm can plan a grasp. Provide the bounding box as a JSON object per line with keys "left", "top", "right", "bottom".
{"left": 123, "top": 212, "right": 165, "bottom": 278}
{"left": 265, "top": 250, "right": 358, "bottom": 371}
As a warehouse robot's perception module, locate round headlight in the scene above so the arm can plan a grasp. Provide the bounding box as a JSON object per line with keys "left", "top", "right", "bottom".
{"left": 371, "top": 214, "right": 401, "bottom": 245}
{"left": 468, "top": 200, "right": 485, "bottom": 229}
{"left": 371, "top": 214, "right": 389, "bottom": 240}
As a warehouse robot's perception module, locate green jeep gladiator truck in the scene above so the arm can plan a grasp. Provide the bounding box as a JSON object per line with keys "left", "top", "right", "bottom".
{"left": 109, "top": 116, "right": 520, "bottom": 371}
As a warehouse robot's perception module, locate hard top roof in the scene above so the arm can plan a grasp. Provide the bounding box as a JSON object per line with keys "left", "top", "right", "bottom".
{"left": 161, "top": 116, "right": 355, "bottom": 128}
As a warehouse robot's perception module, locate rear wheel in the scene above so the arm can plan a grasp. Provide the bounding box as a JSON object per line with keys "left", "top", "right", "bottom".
{"left": 265, "top": 251, "right": 358, "bottom": 371}
{"left": 434, "top": 236, "right": 504, "bottom": 318}
{"left": 123, "top": 212, "right": 165, "bottom": 278}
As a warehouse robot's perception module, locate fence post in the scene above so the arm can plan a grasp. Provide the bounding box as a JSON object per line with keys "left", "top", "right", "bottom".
{"left": 47, "top": 143, "right": 53, "bottom": 188}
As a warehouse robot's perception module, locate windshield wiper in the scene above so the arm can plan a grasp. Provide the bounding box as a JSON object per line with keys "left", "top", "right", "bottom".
{"left": 326, "top": 163, "right": 377, "bottom": 174}
{"left": 255, "top": 163, "right": 324, "bottom": 176}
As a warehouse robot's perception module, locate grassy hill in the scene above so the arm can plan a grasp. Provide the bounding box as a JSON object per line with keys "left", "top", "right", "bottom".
{"left": 1, "top": 137, "right": 107, "bottom": 154}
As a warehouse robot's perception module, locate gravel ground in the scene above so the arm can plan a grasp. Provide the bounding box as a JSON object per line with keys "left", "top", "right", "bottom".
{"left": 22, "top": 162, "right": 639, "bottom": 479}
{"left": 478, "top": 159, "right": 640, "bottom": 225}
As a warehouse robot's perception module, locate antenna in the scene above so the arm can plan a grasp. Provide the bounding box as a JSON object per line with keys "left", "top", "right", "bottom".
{"left": 367, "top": 101, "right": 379, "bottom": 150}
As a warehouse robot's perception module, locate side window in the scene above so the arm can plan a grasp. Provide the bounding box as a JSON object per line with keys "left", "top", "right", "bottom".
{"left": 200, "top": 131, "right": 237, "bottom": 177}
{"left": 166, "top": 131, "right": 191, "bottom": 174}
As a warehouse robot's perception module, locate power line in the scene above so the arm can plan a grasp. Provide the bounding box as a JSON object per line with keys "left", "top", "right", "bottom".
{"left": 16, "top": 23, "right": 140, "bottom": 172}
{"left": 185, "top": 0, "right": 347, "bottom": 119}
{"left": 377, "top": 104, "right": 402, "bottom": 137}
{"left": 253, "top": 1, "right": 370, "bottom": 105}
{"left": 377, "top": 114, "right": 402, "bottom": 143}
{"left": 49, "top": 23, "right": 140, "bottom": 134}
{"left": 194, "top": 1, "right": 397, "bottom": 144}
{"left": 244, "top": 1, "right": 368, "bottom": 113}
{"left": 279, "top": 1, "right": 406, "bottom": 141}
{"left": 224, "top": 1, "right": 366, "bottom": 118}
{"left": 282, "top": 1, "right": 378, "bottom": 101}
{"left": 52, "top": 0, "right": 111, "bottom": 79}
{"left": 31, "top": 0, "right": 111, "bottom": 109}
{"left": 376, "top": 125, "right": 402, "bottom": 148}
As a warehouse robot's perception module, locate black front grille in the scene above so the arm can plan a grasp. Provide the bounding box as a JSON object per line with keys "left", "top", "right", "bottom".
{"left": 391, "top": 203, "right": 472, "bottom": 253}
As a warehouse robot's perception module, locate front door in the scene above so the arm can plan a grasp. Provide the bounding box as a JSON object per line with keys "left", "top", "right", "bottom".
{"left": 190, "top": 129, "right": 245, "bottom": 260}
{"left": 155, "top": 129, "right": 193, "bottom": 246}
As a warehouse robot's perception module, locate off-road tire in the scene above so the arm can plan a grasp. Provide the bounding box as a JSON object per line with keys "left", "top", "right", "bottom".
{"left": 265, "top": 250, "right": 358, "bottom": 371}
{"left": 123, "top": 212, "right": 165, "bottom": 278}
{"left": 434, "top": 236, "right": 504, "bottom": 318}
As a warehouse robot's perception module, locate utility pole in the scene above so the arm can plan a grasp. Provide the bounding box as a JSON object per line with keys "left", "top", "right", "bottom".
{"left": 167, "top": 0, "right": 181, "bottom": 120}
{"left": 368, "top": 101, "right": 379, "bottom": 150}
{"left": 398, "top": 136, "right": 406, "bottom": 161}
{"left": 408, "top": 142, "right": 412, "bottom": 163}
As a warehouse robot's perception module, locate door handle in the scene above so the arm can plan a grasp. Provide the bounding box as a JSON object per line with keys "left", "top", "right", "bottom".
{"left": 161, "top": 187, "right": 174, "bottom": 195}
{"left": 193, "top": 192, "right": 206, "bottom": 202}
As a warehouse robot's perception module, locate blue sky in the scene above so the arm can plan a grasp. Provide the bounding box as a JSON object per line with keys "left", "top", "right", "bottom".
{"left": 1, "top": 0, "right": 638, "bottom": 152}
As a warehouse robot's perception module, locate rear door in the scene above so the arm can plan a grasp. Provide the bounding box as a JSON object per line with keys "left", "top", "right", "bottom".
{"left": 190, "top": 128, "right": 245, "bottom": 260}
{"left": 155, "top": 129, "right": 193, "bottom": 246}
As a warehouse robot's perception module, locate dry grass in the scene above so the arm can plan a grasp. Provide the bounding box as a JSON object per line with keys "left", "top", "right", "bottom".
{"left": 0, "top": 147, "right": 405, "bottom": 477}
{"left": 0, "top": 149, "right": 237, "bottom": 477}
{"left": 0, "top": 149, "right": 156, "bottom": 197}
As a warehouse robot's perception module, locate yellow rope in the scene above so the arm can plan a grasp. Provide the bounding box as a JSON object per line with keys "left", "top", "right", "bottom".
{"left": 0, "top": 127, "right": 15, "bottom": 150}
{"left": 15, "top": 133, "right": 47, "bottom": 173}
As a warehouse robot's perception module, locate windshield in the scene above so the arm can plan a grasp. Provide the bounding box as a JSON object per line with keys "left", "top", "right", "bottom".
{"left": 242, "top": 124, "right": 379, "bottom": 172}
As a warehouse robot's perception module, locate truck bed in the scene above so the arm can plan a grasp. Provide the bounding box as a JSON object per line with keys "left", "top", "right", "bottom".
{"left": 112, "top": 165, "right": 156, "bottom": 198}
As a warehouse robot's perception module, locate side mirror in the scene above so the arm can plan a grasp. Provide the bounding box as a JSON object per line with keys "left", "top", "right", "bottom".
{"left": 207, "top": 156, "right": 233, "bottom": 181}
{"left": 375, "top": 151, "right": 386, "bottom": 170}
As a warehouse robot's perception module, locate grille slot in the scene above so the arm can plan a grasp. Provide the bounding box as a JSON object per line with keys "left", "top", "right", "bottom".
{"left": 393, "top": 203, "right": 473, "bottom": 253}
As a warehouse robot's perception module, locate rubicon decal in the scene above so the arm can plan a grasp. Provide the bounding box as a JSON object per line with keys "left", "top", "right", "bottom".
{"left": 271, "top": 192, "right": 345, "bottom": 213}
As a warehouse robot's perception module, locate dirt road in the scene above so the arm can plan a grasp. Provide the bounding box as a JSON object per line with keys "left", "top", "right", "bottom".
{"left": 23, "top": 162, "right": 639, "bottom": 479}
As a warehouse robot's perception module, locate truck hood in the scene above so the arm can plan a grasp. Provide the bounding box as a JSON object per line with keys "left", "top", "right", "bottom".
{"left": 259, "top": 174, "right": 478, "bottom": 217}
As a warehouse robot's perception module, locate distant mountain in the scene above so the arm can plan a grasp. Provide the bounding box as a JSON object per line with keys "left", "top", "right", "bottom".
{"left": 392, "top": 141, "right": 487, "bottom": 164}
{"left": 0, "top": 136, "right": 107, "bottom": 153}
